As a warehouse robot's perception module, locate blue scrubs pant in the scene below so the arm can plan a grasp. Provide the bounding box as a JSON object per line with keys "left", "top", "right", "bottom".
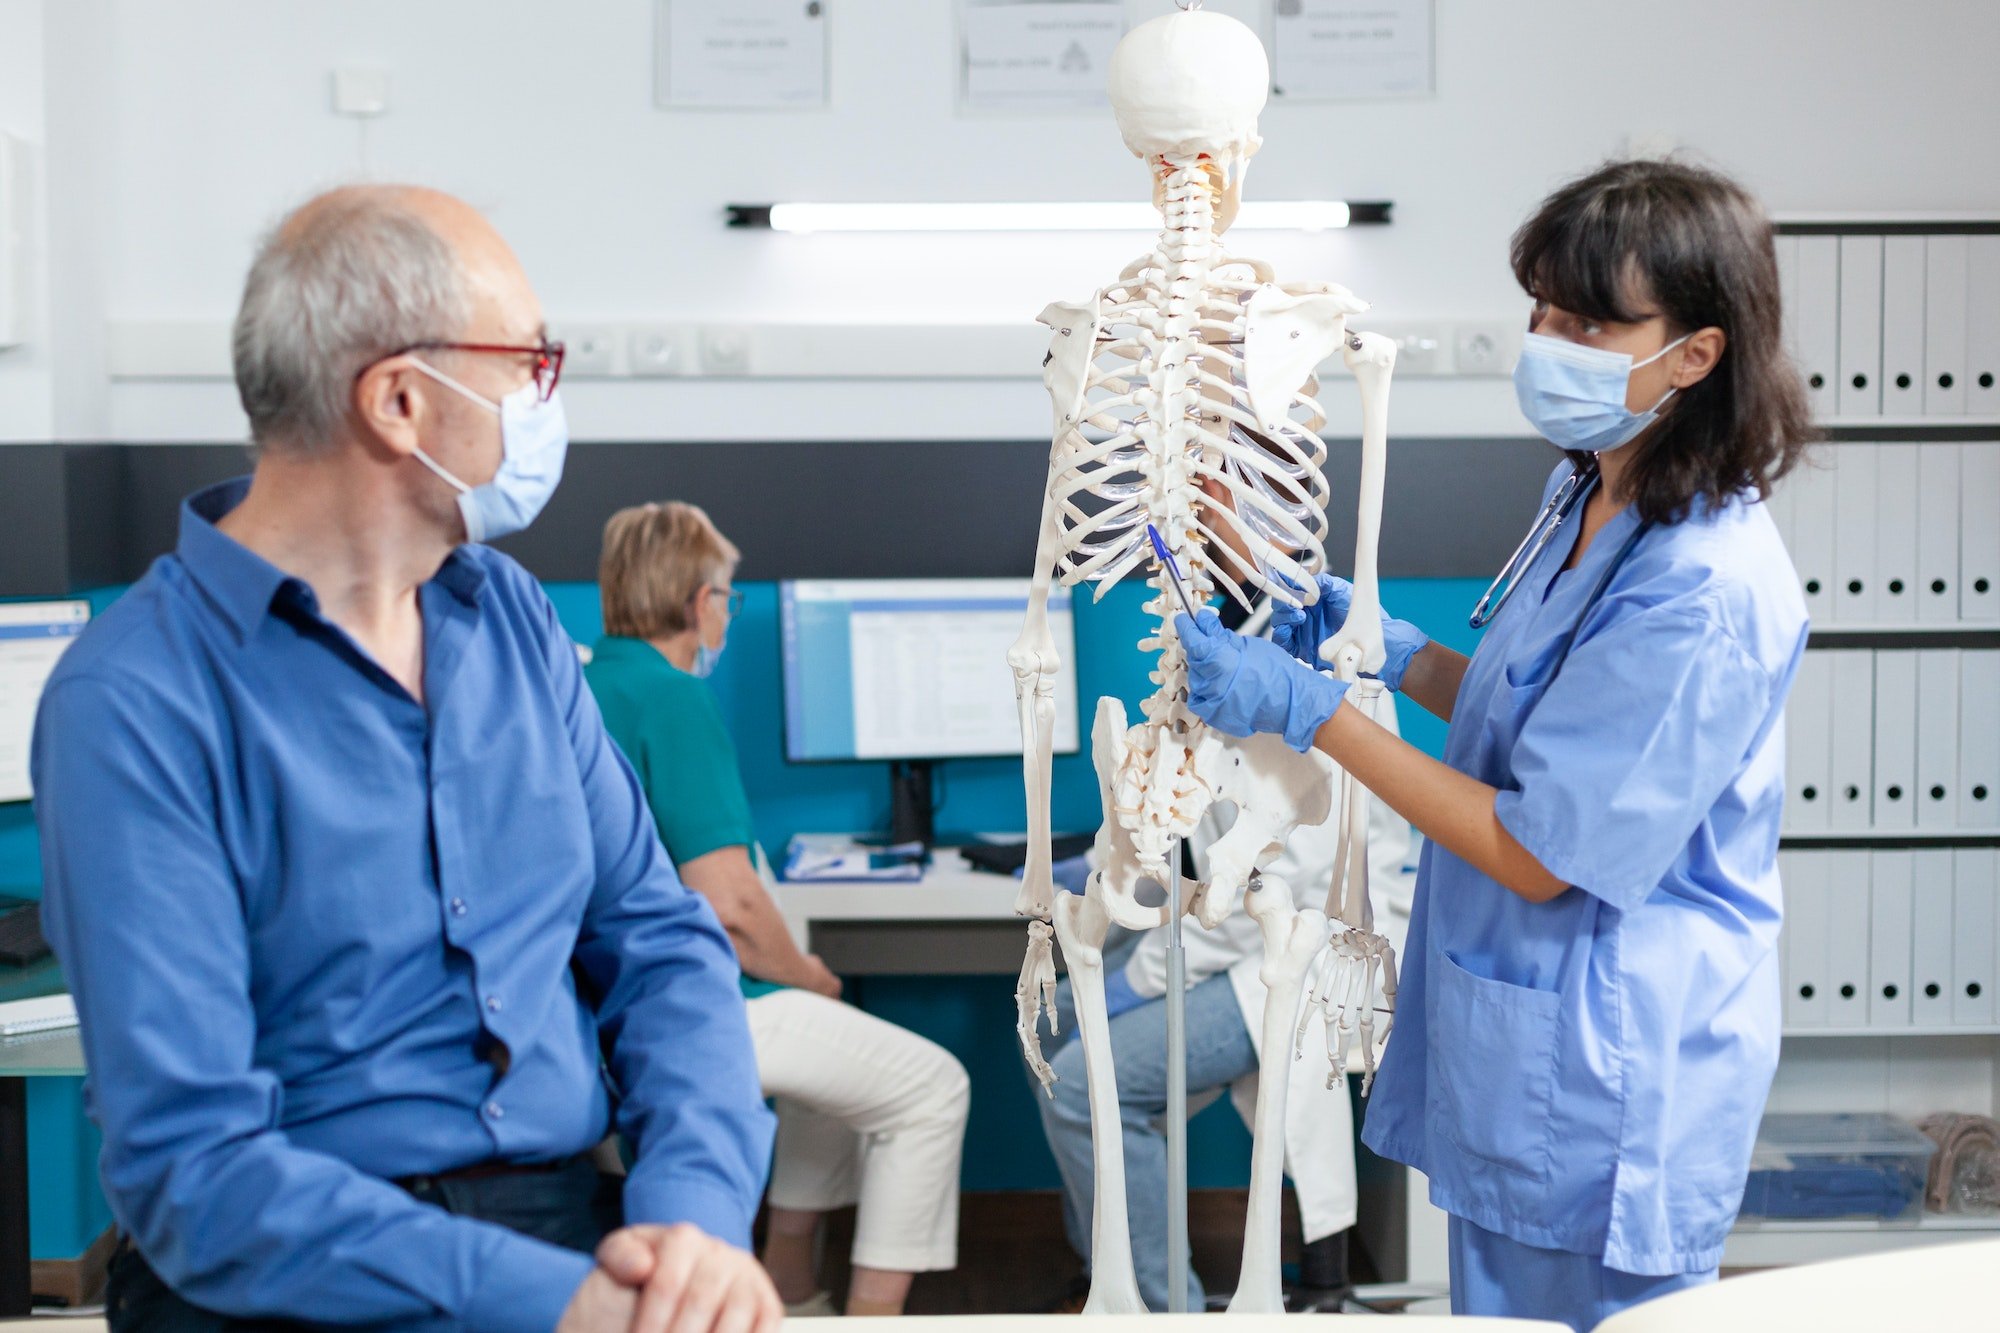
{"left": 1449, "top": 1216, "right": 1715, "bottom": 1332}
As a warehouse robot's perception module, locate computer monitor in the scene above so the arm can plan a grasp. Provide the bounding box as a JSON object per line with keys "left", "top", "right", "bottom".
{"left": 0, "top": 600, "right": 91, "bottom": 803}
{"left": 780, "top": 578, "right": 1082, "bottom": 844}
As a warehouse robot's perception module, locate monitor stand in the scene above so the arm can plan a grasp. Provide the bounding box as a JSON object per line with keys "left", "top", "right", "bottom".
{"left": 887, "top": 760, "right": 936, "bottom": 849}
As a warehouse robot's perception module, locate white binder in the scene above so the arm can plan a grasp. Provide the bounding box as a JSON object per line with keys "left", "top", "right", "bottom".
{"left": 1962, "top": 444, "right": 2000, "bottom": 622}
{"left": 1795, "top": 236, "right": 1841, "bottom": 421}
{"left": 1952, "top": 847, "right": 1997, "bottom": 1028}
{"left": 1827, "top": 649, "right": 1875, "bottom": 830}
{"left": 1837, "top": 234, "right": 1884, "bottom": 419}
{"left": 1880, "top": 235, "right": 1926, "bottom": 417}
{"left": 1911, "top": 848, "right": 1957, "bottom": 1027}
{"left": 1788, "top": 450, "right": 1837, "bottom": 623}
{"left": 1916, "top": 442, "right": 1961, "bottom": 623}
{"left": 1924, "top": 234, "right": 1969, "bottom": 416}
{"left": 1871, "top": 650, "right": 1917, "bottom": 831}
{"left": 1776, "top": 233, "right": 1801, "bottom": 365}
{"left": 1785, "top": 650, "right": 1833, "bottom": 832}
{"left": 1968, "top": 235, "right": 2000, "bottom": 417}
{"left": 1833, "top": 443, "right": 1879, "bottom": 624}
{"left": 1827, "top": 852, "right": 1872, "bottom": 1029}
{"left": 1873, "top": 442, "right": 1920, "bottom": 622}
{"left": 1915, "top": 649, "right": 1960, "bottom": 832}
{"left": 1764, "top": 477, "right": 1795, "bottom": 555}
{"left": 1782, "top": 850, "right": 1829, "bottom": 1029}
{"left": 1960, "top": 649, "right": 2000, "bottom": 830}
{"left": 1868, "top": 850, "right": 1914, "bottom": 1030}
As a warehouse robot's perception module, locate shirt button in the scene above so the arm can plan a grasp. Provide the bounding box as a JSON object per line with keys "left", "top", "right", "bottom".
{"left": 450, "top": 898, "right": 468, "bottom": 917}
{"left": 485, "top": 1101, "right": 504, "bottom": 1121}
{"left": 486, "top": 995, "right": 503, "bottom": 1013}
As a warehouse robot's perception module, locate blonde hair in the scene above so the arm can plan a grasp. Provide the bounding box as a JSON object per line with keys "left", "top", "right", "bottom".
{"left": 599, "top": 501, "right": 740, "bottom": 639}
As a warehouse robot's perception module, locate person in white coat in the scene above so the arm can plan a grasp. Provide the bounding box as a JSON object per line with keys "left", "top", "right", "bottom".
{"left": 1026, "top": 596, "right": 1415, "bottom": 1311}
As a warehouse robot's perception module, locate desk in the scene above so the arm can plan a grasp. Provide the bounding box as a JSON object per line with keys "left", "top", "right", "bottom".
{"left": 773, "top": 850, "right": 1032, "bottom": 975}
{"left": 0, "top": 957, "right": 80, "bottom": 1316}
{"left": 770, "top": 851, "right": 1452, "bottom": 1287}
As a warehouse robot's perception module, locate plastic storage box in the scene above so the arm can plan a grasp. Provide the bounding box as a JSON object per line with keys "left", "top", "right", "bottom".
{"left": 1738, "top": 1112, "right": 1938, "bottom": 1224}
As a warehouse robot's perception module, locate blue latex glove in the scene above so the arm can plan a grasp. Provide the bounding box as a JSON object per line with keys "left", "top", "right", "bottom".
{"left": 1102, "top": 967, "right": 1147, "bottom": 1019}
{"left": 1270, "top": 572, "right": 1431, "bottom": 692}
{"left": 1178, "top": 611, "right": 1348, "bottom": 752}
{"left": 1050, "top": 853, "right": 1092, "bottom": 895}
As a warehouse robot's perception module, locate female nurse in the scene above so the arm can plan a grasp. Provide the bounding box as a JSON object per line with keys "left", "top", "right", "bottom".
{"left": 1174, "top": 158, "right": 1816, "bottom": 1332}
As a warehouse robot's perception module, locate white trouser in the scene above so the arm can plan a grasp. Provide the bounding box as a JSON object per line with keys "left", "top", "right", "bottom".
{"left": 745, "top": 989, "right": 969, "bottom": 1272}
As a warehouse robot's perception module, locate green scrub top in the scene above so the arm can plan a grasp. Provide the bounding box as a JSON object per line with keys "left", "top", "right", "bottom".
{"left": 584, "top": 635, "right": 783, "bottom": 999}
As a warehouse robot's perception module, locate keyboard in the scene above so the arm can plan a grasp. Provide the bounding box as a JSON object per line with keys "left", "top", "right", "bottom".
{"left": 0, "top": 902, "right": 51, "bottom": 968}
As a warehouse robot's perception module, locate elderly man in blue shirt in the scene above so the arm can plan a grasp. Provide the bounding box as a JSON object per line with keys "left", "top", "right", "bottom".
{"left": 31, "top": 185, "right": 778, "bottom": 1333}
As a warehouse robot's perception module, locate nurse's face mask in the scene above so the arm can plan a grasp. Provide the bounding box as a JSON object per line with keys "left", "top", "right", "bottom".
{"left": 692, "top": 584, "right": 739, "bottom": 679}
{"left": 1512, "top": 328, "right": 1689, "bottom": 454}
{"left": 408, "top": 360, "right": 570, "bottom": 544}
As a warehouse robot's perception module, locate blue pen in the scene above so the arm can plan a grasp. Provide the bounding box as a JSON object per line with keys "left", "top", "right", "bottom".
{"left": 1146, "top": 523, "right": 1200, "bottom": 622}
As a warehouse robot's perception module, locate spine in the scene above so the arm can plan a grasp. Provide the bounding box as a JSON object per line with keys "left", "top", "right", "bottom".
{"left": 1140, "top": 155, "right": 1220, "bottom": 729}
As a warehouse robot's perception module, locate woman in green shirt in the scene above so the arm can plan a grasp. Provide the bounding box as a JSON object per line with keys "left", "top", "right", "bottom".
{"left": 585, "top": 502, "right": 969, "bottom": 1318}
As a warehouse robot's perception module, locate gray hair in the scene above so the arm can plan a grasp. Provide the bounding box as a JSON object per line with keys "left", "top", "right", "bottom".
{"left": 232, "top": 188, "right": 470, "bottom": 452}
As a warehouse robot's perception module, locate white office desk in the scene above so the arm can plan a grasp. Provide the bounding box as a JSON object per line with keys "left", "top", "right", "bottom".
{"left": 774, "top": 850, "right": 1018, "bottom": 930}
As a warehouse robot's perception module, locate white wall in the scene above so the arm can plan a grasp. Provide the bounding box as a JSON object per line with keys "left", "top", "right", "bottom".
{"left": 0, "top": 0, "right": 52, "bottom": 441}
{"left": 28, "top": 0, "right": 2000, "bottom": 442}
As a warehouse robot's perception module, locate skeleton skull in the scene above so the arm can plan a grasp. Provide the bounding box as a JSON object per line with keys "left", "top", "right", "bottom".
{"left": 1107, "top": 8, "right": 1268, "bottom": 231}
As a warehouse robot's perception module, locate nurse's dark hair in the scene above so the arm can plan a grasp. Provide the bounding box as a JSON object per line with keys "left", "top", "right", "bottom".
{"left": 1510, "top": 158, "right": 1819, "bottom": 525}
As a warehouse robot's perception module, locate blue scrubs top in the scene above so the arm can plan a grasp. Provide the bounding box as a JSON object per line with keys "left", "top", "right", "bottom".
{"left": 1361, "top": 461, "right": 1808, "bottom": 1276}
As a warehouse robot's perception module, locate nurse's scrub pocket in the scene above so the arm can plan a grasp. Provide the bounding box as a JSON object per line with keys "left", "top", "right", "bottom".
{"left": 1429, "top": 950, "right": 1562, "bottom": 1180}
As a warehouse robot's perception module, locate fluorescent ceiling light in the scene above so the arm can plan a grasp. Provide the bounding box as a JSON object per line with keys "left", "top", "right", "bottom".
{"left": 731, "top": 200, "right": 1390, "bottom": 234}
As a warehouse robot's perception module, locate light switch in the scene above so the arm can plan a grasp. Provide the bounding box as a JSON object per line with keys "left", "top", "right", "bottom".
{"left": 332, "top": 68, "right": 391, "bottom": 118}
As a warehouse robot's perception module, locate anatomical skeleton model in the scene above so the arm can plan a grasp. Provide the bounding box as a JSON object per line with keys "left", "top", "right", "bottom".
{"left": 1006, "top": 5, "right": 1400, "bottom": 1316}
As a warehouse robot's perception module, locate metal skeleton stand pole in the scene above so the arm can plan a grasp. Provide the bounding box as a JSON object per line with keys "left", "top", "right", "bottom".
{"left": 1165, "top": 838, "right": 1189, "bottom": 1312}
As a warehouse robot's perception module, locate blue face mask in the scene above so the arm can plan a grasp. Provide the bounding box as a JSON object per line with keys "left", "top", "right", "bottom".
{"left": 409, "top": 361, "right": 569, "bottom": 544}
{"left": 691, "top": 638, "right": 723, "bottom": 678}
{"left": 1512, "top": 331, "right": 1690, "bottom": 453}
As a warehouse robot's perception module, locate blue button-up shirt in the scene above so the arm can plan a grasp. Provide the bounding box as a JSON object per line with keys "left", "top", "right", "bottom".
{"left": 1361, "top": 463, "right": 1806, "bottom": 1276}
{"left": 33, "top": 480, "right": 774, "bottom": 1332}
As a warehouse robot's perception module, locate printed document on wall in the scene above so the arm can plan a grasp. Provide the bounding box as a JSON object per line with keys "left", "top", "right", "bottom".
{"left": 657, "top": 0, "right": 828, "bottom": 110}
{"left": 1271, "top": 0, "right": 1434, "bottom": 101}
{"left": 960, "top": 2, "right": 1123, "bottom": 110}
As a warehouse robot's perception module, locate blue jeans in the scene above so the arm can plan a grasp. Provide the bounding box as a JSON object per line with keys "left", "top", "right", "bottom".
{"left": 1030, "top": 932, "right": 1259, "bottom": 1312}
{"left": 105, "top": 1156, "right": 621, "bottom": 1332}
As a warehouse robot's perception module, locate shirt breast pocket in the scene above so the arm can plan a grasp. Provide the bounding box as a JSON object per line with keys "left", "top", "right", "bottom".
{"left": 1428, "top": 949, "right": 1562, "bottom": 1181}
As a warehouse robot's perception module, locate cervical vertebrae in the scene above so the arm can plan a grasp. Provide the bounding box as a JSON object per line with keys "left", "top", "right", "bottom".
{"left": 1005, "top": 6, "right": 1401, "bottom": 1317}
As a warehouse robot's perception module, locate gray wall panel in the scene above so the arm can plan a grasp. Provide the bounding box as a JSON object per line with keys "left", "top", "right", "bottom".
{"left": 4, "top": 437, "right": 1672, "bottom": 591}
{"left": 0, "top": 447, "right": 70, "bottom": 597}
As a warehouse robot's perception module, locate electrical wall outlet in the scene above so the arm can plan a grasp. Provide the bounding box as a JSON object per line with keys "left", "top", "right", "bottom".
{"left": 556, "top": 323, "right": 620, "bottom": 377}
{"left": 1454, "top": 321, "right": 1523, "bottom": 376}
{"left": 700, "top": 327, "right": 752, "bottom": 376}
{"left": 627, "top": 325, "right": 686, "bottom": 378}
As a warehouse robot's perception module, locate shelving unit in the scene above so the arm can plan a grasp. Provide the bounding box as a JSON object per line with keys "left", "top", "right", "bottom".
{"left": 1726, "top": 1213, "right": 2000, "bottom": 1267}
{"left": 1750, "top": 217, "right": 2000, "bottom": 1265}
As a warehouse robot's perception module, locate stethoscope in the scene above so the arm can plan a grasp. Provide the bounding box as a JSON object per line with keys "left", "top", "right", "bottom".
{"left": 1468, "top": 457, "right": 1654, "bottom": 686}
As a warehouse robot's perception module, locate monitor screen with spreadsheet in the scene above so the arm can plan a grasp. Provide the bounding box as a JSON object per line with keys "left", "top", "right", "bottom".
{"left": 779, "top": 579, "right": 1082, "bottom": 763}
{"left": 0, "top": 601, "right": 91, "bottom": 803}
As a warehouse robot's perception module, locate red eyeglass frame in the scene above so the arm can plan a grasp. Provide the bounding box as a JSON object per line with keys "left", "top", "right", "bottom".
{"left": 359, "top": 338, "right": 567, "bottom": 402}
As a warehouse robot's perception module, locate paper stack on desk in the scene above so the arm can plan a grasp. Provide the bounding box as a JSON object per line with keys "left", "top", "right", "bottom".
{"left": 782, "top": 835, "right": 926, "bottom": 883}
{"left": 0, "top": 993, "right": 77, "bottom": 1038}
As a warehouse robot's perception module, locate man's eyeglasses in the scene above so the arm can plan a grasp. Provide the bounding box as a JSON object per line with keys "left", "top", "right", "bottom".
{"left": 362, "top": 337, "right": 567, "bottom": 402}
{"left": 707, "top": 586, "right": 744, "bottom": 617}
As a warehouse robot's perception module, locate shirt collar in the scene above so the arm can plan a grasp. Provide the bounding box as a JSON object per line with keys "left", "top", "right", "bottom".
{"left": 590, "top": 635, "right": 686, "bottom": 674}
{"left": 178, "top": 477, "right": 490, "bottom": 641}
{"left": 178, "top": 478, "right": 307, "bottom": 641}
